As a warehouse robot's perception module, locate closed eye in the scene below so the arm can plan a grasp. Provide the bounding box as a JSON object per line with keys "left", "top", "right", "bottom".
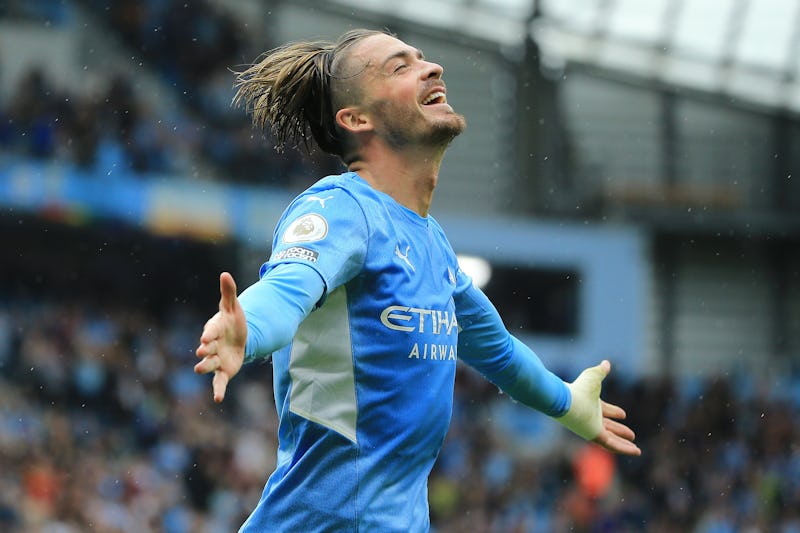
{"left": 382, "top": 47, "right": 424, "bottom": 74}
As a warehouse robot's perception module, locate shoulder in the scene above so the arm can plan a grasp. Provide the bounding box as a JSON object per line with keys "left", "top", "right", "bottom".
{"left": 274, "top": 173, "right": 370, "bottom": 242}
{"left": 288, "top": 172, "right": 372, "bottom": 211}
{"left": 282, "top": 173, "right": 357, "bottom": 212}
{"left": 282, "top": 171, "right": 395, "bottom": 228}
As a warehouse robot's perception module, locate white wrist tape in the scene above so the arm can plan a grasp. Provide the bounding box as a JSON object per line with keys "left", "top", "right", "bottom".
{"left": 554, "top": 364, "right": 606, "bottom": 440}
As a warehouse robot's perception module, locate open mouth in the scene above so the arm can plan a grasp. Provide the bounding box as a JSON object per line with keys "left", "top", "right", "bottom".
{"left": 422, "top": 91, "right": 446, "bottom": 105}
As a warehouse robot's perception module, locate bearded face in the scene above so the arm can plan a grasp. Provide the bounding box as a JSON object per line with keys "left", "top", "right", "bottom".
{"left": 344, "top": 34, "right": 467, "bottom": 152}
{"left": 368, "top": 95, "right": 466, "bottom": 150}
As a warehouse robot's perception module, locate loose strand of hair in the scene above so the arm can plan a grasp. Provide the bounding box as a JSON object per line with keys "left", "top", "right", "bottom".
{"left": 231, "top": 43, "right": 331, "bottom": 152}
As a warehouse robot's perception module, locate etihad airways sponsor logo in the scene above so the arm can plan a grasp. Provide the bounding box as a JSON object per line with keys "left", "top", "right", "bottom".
{"left": 380, "top": 305, "right": 458, "bottom": 361}
{"left": 380, "top": 305, "right": 458, "bottom": 335}
{"left": 408, "top": 342, "right": 456, "bottom": 361}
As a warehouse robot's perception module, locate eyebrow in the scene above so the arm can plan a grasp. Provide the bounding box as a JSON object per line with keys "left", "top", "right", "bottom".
{"left": 380, "top": 47, "right": 425, "bottom": 69}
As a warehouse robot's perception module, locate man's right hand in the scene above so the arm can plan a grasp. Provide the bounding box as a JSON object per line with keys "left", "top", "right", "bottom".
{"left": 195, "top": 272, "right": 247, "bottom": 403}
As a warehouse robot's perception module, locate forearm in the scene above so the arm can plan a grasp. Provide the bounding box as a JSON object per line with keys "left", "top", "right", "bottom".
{"left": 238, "top": 262, "right": 325, "bottom": 362}
{"left": 456, "top": 283, "right": 570, "bottom": 416}
{"left": 498, "top": 337, "right": 571, "bottom": 416}
{"left": 460, "top": 329, "right": 570, "bottom": 416}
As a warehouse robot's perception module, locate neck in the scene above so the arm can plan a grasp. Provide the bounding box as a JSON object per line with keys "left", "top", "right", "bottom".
{"left": 348, "top": 144, "right": 446, "bottom": 217}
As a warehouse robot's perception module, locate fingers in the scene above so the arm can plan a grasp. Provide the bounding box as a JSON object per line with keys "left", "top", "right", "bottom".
{"left": 604, "top": 432, "right": 642, "bottom": 456}
{"left": 603, "top": 417, "right": 635, "bottom": 442}
{"left": 194, "top": 354, "right": 220, "bottom": 375}
{"left": 596, "top": 431, "right": 642, "bottom": 456}
{"left": 597, "top": 395, "right": 640, "bottom": 455}
{"left": 194, "top": 273, "right": 240, "bottom": 404}
{"left": 212, "top": 371, "right": 230, "bottom": 403}
{"left": 219, "top": 272, "right": 238, "bottom": 313}
{"left": 195, "top": 339, "right": 218, "bottom": 358}
{"left": 594, "top": 418, "right": 642, "bottom": 456}
{"left": 199, "top": 312, "right": 223, "bottom": 344}
{"left": 600, "top": 400, "right": 627, "bottom": 420}
{"left": 592, "top": 410, "right": 641, "bottom": 456}
{"left": 197, "top": 320, "right": 220, "bottom": 357}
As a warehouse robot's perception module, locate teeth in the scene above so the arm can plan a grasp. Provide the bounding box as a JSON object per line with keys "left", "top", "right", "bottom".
{"left": 422, "top": 91, "right": 446, "bottom": 105}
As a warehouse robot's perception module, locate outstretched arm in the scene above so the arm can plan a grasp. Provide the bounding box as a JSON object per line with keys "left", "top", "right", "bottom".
{"left": 455, "top": 274, "right": 640, "bottom": 456}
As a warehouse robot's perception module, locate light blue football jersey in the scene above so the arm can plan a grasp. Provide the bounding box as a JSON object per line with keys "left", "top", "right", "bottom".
{"left": 240, "top": 172, "right": 465, "bottom": 532}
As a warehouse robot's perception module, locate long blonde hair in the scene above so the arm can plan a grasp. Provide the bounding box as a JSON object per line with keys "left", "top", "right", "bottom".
{"left": 232, "top": 29, "right": 386, "bottom": 162}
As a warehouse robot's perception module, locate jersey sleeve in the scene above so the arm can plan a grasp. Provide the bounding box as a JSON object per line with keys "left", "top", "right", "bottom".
{"left": 239, "top": 262, "right": 326, "bottom": 362}
{"left": 260, "top": 187, "right": 368, "bottom": 300}
{"left": 454, "top": 268, "right": 571, "bottom": 417}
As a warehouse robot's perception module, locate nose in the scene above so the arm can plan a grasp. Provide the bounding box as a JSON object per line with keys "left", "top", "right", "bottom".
{"left": 422, "top": 60, "right": 443, "bottom": 80}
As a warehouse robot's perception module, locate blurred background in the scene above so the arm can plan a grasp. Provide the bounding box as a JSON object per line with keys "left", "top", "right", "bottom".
{"left": 1, "top": 0, "right": 799, "bottom": 531}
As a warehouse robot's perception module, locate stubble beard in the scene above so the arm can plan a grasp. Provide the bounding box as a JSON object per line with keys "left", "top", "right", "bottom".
{"left": 374, "top": 100, "right": 467, "bottom": 151}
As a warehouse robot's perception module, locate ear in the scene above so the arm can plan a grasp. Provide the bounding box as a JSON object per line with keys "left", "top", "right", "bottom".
{"left": 335, "top": 107, "right": 372, "bottom": 134}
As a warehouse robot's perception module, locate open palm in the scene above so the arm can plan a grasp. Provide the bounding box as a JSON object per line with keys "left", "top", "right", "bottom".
{"left": 194, "top": 272, "right": 247, "bottom": 402}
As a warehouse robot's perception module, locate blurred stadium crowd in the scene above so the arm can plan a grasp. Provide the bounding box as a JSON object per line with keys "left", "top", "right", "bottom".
{"left": 2, "top": 1, "right": 800, "bottom": 532}
{"left": 1, "top": 300, "right": 800, "bottom": 532}
{"left": 0, "top": 0, "right": 339, "bottom": 186}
